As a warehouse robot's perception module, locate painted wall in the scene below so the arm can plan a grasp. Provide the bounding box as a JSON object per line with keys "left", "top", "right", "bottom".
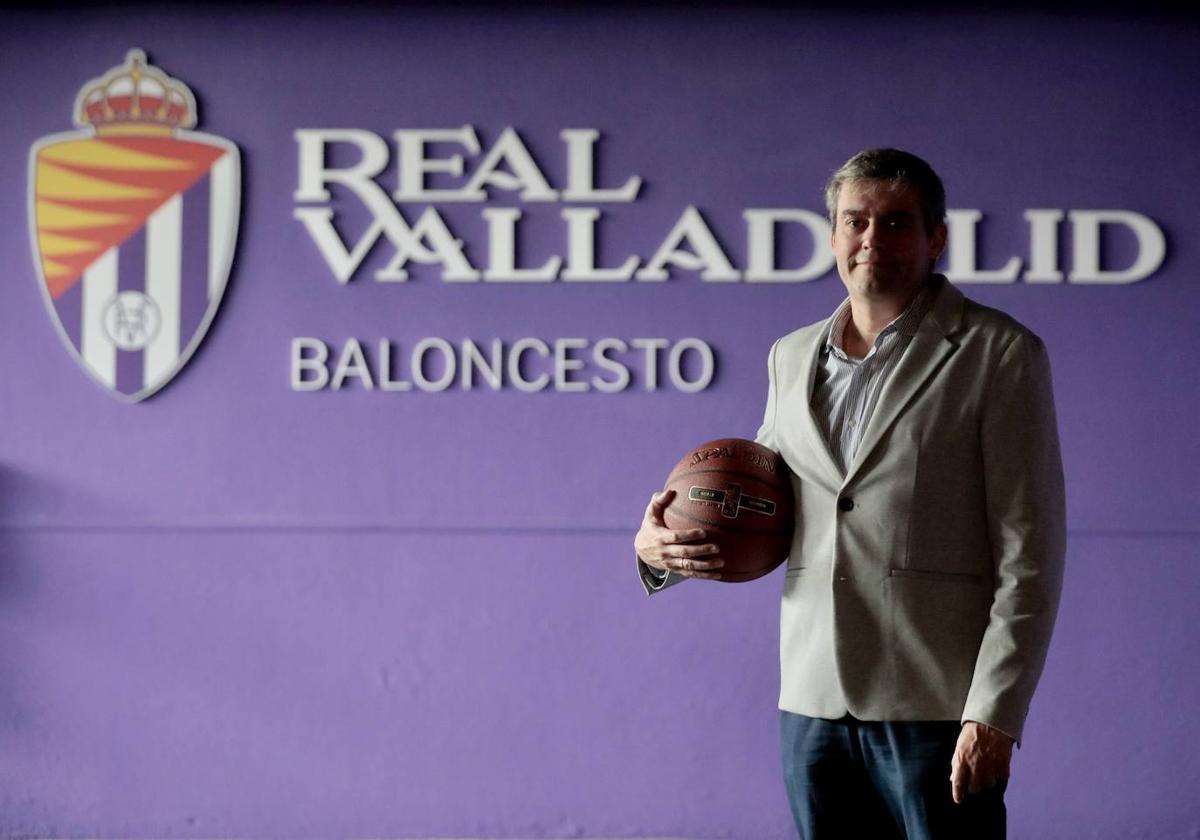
{"left": 1, "top": 6, "right": 1197, "bottom": 838}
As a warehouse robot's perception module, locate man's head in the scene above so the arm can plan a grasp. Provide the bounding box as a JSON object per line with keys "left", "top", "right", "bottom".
{"left": 824, "top": 148, "right": 946, "bottom": 232}
{"left": 826, "top": 149, "right": 948, "bottom": 304}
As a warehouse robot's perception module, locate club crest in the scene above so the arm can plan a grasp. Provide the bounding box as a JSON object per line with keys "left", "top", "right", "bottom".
{"left": 28, "top": 49, "right": 240, "bottom": 401}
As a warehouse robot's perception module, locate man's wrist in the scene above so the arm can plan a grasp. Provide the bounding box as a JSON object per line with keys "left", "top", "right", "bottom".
{"left": 963, "top": 719, "right": 1016, "bottom": 744}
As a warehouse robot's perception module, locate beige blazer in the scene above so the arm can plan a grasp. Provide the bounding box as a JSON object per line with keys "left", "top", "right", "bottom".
{"left": 643, "top": 278, "right": 1065, "bottom": 742}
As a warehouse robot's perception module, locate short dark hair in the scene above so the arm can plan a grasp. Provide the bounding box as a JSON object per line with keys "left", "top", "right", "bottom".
{"left": 824, "top": 148, "right": 946, "bottom": 232}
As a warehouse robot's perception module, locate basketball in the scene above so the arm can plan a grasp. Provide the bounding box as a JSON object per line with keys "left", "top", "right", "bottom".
{"left": 662, "top": 438, "right": 795, "bottom": 582}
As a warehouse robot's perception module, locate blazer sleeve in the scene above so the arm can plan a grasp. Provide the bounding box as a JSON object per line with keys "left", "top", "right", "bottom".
{"left": 961, "top": 330, "right": 1067, "bottom": 743}
{"left": 754, "top": 339, "right": 781, "bottom": 450}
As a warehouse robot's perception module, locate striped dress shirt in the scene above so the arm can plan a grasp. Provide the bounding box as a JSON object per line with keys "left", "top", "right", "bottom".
{"left": 813, "top": 286, "right": 933, "bottom": 474}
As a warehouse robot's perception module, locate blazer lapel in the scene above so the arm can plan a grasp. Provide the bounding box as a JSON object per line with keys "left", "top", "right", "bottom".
{"left": 792, "top": 318, "right": 845, "bottom": 488}
{"left": 842, "top": 279, "right": 966, "bottom": 486}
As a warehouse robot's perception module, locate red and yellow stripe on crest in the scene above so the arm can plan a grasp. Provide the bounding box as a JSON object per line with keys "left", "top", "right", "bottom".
{"left": 34, "top": 136, "right": 225, "bottom": 298}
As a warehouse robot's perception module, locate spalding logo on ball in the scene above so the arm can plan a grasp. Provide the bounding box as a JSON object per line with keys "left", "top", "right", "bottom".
{"left": 662, "top": 438, "right": 795, "bottom": 582}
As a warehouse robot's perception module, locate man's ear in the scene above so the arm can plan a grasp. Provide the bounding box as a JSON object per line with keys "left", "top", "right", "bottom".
{"left": 930, "top": 222, "right": 948, "bottom": 261}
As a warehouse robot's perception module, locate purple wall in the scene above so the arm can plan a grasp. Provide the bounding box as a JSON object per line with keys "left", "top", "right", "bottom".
{"left": 1, "top": 6, "right": 1198, "bottom": 838}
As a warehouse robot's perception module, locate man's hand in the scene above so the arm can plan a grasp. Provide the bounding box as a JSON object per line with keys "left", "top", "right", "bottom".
{"left": 634, "top": 490, "right": 724, "bottom": 580}
{"left": 950, "top": 721, "right": 1014, "bottom": 804}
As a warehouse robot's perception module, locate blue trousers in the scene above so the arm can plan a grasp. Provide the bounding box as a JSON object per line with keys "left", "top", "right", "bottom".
{"left": 780, "top": 711, "right": 1006, "bottom": 840}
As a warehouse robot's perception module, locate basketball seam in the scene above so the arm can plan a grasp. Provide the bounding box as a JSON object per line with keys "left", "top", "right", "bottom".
{"left": 665, "top": 467, "right": 786, "bottom": 484}
{"left": 663, "top": 505, "right": 794, "bottom": 536}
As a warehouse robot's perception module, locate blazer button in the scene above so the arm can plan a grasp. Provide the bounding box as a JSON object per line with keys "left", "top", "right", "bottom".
{"left": 838, "top": 497, "right": 855, "bottom": 512}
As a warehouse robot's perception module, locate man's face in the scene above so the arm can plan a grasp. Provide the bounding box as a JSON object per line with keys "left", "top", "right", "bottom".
{"left": 831, "top": 179, "right": 947, "bottom": 303}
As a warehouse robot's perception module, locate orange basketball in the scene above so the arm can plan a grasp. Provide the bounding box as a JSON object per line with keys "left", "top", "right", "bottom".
{"left": 662, "top": 438, "right": 794, "bottom": 582}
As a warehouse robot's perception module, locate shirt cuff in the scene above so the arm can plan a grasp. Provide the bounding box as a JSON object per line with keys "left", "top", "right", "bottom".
{"left": 637, "top": 557, "right": 672, "bottom": 594}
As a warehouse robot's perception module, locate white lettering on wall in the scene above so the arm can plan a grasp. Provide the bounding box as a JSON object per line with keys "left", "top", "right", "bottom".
{"left": 481, "top": 208, "right": 562, "bottom": 282}
{"left": 945, "top": 208, "right": 1166, "bottom": 285}
{"left": 1067, "top": 210, "right": 1166, "bottom": 284}
{"left": 560, "top": 129, "right": 642, "bottom": 202}
{"left": 291, "top": 336, "right": 717, "bottom": 394}
{"left": 560, "top": 208, "right": 639, "bottom": 282}
{"left": 945, "top": 210, "right": 1023, "bottom": 284}
{"left": 635, "top": 207, "right": 740, "bottom": 282}
{"left": 668, "top": 338, "right": 715, "bottom": 393}
{"left": 743, "top": 209, "right": 833, "bottom": 282}
{"left": 1023, "top": 209, "right": 1064, "bottom": 284}
{"left": 392, "top": 126, "right": 482, "bottom": 202}
{"left": 293, "top": 126, "right": 1166, "bottom": 286}
{"left": 291, "top": 337, "right": 330, "bottom": 391}
{"left": 331, "top": 337, "right": 373, "bottom": 390}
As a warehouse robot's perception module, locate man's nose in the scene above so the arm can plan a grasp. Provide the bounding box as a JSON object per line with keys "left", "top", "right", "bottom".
{"left": 861, "top": 220, "right": 882, "bottom": 248}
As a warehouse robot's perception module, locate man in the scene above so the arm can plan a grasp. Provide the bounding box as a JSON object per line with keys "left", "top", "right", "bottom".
{"left": 634, "top": 149, "right": 1065, "bottom": 839}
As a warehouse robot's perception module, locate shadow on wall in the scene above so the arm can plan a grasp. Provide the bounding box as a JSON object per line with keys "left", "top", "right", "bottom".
{"left": 0, "top": 460, "right": 120, "bottom": 528}
{"left": 0, "top": 463, "right": 50, "bottom": 740}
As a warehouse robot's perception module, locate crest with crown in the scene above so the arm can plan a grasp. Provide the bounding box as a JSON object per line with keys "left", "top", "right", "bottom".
{"left": 74, "top": 48, "right": 198, "bottom": 136}
{"left": 31, "top": 48, "right": 240, "bottom": 402}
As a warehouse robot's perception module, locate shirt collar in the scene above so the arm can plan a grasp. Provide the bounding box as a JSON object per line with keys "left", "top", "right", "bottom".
{"left": 823, "top": 284, "right": 932, "bottom": 359}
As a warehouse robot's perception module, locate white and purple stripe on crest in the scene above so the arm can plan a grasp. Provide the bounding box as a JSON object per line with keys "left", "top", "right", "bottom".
{"left": 52, "top": 153, "right": 236, "bottom": 400}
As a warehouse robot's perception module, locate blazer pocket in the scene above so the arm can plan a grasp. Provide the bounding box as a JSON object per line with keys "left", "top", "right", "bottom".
{"left": 889, "top": 568, "right": 983, "bottom": 584}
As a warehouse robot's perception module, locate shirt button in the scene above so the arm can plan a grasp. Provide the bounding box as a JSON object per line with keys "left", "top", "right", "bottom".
{"left": 838, "top": 497, "right": 855, "bottom": 512}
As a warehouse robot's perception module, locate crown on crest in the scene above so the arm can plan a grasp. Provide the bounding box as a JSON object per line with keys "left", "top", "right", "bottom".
{"left": 74, "top": 49, "right": 198, "bottom": 136}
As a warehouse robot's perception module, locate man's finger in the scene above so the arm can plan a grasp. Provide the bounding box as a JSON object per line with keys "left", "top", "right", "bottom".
{"left": 950, "top": 763, "right": 969, "bottom": 805}
{"left": 646, "top": 490, "right": 675, "bottom": 520}
{"left": 669, "top": 556, "right": 725, "bottom": 573}
{"left": 645, "top": 493, "right": 712, "bottom": 545}
{"left": 668, "top": 540, "right": 717, "bottom": 556}
{"left": 648, "top": 524, "right": 708, "bottom": 545}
